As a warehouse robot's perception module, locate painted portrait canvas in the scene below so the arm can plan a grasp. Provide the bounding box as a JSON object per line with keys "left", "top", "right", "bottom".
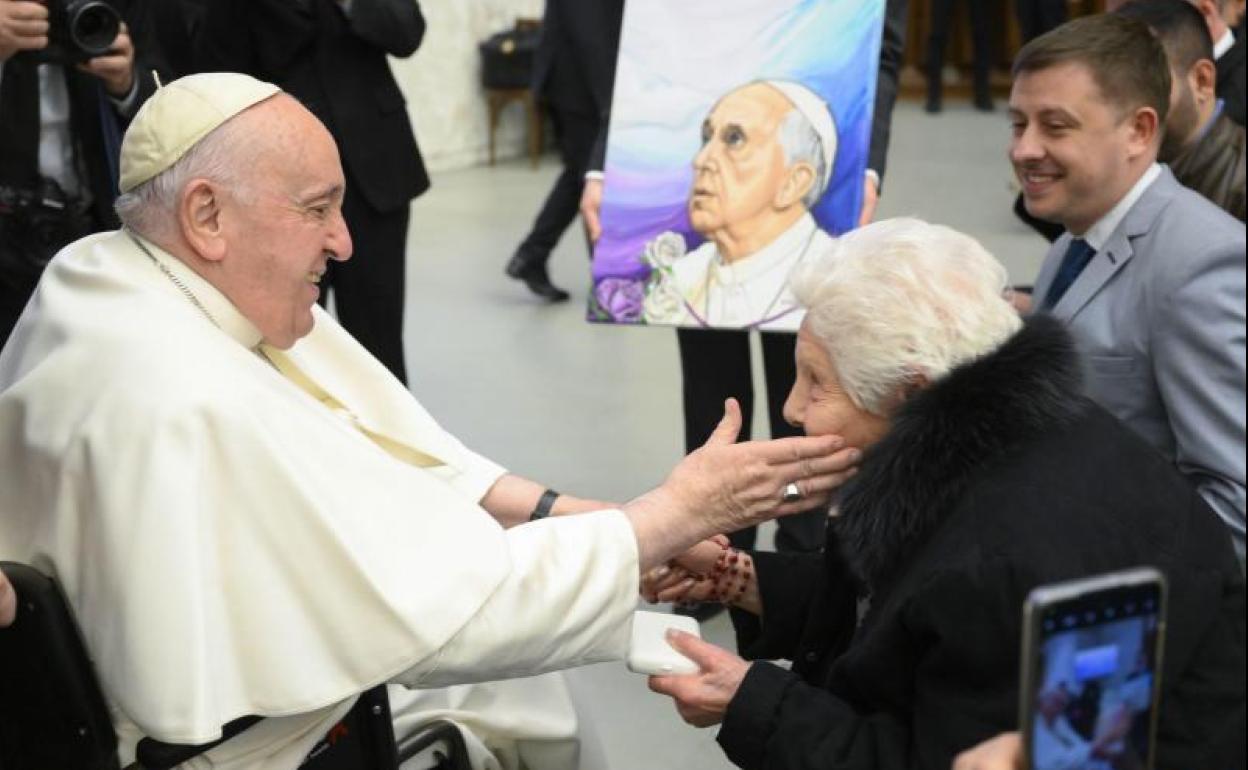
{"left": 588, "top": 0, "right": 884, "bottom": 331}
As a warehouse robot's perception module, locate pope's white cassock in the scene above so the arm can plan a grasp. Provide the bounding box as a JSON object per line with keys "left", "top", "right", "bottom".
{"left": 648, "top": 212, "right": 833, "bottom": 331}
{"left": 0, "top": 229, "right": 640, "bottom": 767}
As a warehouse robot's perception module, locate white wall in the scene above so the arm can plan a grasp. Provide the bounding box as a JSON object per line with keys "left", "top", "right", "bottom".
{"left": 392, "top": 0, "right": 545, "bottom": 172}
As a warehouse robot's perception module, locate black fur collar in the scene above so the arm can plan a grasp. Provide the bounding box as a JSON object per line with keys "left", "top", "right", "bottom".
{"left": 831, "top": 315, "right": 1088, "bottom": 589}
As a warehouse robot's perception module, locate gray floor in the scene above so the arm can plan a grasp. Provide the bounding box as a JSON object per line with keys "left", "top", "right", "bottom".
{"left": 397, "top": 101, "right": 1050, "bottom": 769}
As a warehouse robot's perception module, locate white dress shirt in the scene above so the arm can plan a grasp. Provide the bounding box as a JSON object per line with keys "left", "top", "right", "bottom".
{"left": 1214, "top": 29, "right": 1235, "bottom": 60}
{"left": 1077, "top": 163, "right": 1161, "bottom": 251}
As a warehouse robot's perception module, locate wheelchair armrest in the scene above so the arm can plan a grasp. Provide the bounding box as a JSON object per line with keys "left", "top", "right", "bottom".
{"left": 396, "top": 718, "right": 470, "bottom": 768}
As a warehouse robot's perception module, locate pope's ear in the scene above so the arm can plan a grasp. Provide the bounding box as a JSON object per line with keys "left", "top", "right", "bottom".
{"left": 775, "top": 162, "right": 817, "bottom": 210}
{"left": 179, "top": 179, "right": 227, "bottom": 262}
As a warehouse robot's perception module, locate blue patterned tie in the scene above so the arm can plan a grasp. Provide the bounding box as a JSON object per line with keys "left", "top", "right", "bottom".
{"left": 1042, "top": 238, "right": 1095, "bottom": 310}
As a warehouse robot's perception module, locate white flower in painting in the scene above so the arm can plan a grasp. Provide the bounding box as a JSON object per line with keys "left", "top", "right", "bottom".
{"left": 643, "top": 275, "right": 686, "bottom": 324}
{"left": 641, "top": 231, "right": 686, "bottom": 270}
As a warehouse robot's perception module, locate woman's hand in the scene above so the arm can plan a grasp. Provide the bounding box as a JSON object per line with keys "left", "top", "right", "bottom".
{"left": 642, "top": 564, "right": 717, "bottom": 604}
{"left": 648, "top": 631, "right": 750, "bottom": 728}
{"left": 641, "top": 535, "right": 727, "bottom": 603}
{"left": 952, "top": 733, "right": 1022, "bottom": 770}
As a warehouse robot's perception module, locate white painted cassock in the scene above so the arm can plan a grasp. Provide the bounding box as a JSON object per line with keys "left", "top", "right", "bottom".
{"left": 0, "top": 231, "right": 639, "bottom": 767}
{"left": 648, "top": 213, "right": 833, "bottom": 332}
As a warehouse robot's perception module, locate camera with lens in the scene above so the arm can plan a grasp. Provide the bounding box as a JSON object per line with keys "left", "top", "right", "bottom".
{"left": 25, "top": 0, "right": 122, "bottom": 65}
{"left": 0, "top": 179, "right": 94, "bottom": 283}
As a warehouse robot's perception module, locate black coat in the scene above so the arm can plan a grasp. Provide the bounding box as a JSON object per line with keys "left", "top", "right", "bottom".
{"left": 533, "top": 0, "right": 622, "bottom": 116}
{"left": 719, "top": 316, "right": 1245, "bottom": 770}
{"left": 195, "top": 0, "right": 429, "bottom": 213}
{"left": 1218, "top": 35, "right": 1245, "bottom": 127}
{"left": 536, "top": 0, "right": 624, "bottom": 172}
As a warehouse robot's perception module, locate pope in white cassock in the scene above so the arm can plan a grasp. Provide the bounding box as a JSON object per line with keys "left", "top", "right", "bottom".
{"left": 642, "top": 80, "right": 838, "bottom": 332}
{"left": 0, "top": 74, "right": 855, "bottom": 767}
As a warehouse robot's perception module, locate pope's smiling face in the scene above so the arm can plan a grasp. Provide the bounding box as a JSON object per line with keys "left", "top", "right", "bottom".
{"left": 688, "top": 84, "right": 795, "bottom": 237}
{"left": 218, "top": 96, "right": 352, "bottom": 348}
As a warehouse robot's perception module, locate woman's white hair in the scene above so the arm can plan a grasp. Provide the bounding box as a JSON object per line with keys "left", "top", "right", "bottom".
{"left": 790, "top": 217, "right": 1022, "bottom": 415}
{"left": 113, "top": 114, "right": 258, "bottom": 239}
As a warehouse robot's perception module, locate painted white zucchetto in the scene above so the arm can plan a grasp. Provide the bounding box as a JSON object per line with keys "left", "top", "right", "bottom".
{"left": 119, "top": 72, "right": 281, "bottom": 193}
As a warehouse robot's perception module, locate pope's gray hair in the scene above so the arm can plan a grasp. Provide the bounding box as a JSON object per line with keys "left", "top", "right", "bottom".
{"left": 114, "top": 115, "right": 258, "bottom": 240}
{"left": 789, "top": 218, "right": 1023, "bottom": 415}
{"left": 777, "top": 108, "right": 828, "bottom": 209}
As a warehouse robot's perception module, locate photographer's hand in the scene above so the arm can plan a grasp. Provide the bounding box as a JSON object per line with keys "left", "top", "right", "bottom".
{"left": 0, "top": 0, "right": 49, "bottom": 62}
{"left": 77, "top": 20, "right": 133, "bottom": 97}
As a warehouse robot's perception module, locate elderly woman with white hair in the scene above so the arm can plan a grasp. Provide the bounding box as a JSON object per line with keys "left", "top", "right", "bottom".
{"left": 645, "top": 218, "right": 1244, "bottom": 769}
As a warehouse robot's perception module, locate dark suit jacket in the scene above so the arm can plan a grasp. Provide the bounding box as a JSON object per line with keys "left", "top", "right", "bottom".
{"left": 868, "top": 0, "right": 907, "bottom": 182}
{"left": 536, "top": 0, "right": 624, "bottom": 171}
{"left": 1217, "top": 35, "right": 1245, "bottom": 126}
{"left": 196, "top": 0, "right": 429, "bottom": 214}
{"left": 720, "top": 318, "right": 1245, "bottom": 769}
{"left": 533, "top": 0, "right": 622, "bottom": 115}
{"left": 127, "top": 0, "right": 207, "bottom": 80}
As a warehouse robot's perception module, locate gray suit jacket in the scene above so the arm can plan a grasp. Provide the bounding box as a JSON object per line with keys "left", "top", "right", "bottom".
{"left": 1032, "top": 166, "right": 1246, "bottom": 564}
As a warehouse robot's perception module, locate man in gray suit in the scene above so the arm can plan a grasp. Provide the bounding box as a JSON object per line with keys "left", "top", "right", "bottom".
{"left": 1010, "top": 14, "right": 1246, "bottom": 564}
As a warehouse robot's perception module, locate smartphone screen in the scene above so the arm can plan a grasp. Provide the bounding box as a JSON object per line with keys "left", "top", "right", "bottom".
{"left": 1021, "top": 568, "right": 1166, "bottom": 770}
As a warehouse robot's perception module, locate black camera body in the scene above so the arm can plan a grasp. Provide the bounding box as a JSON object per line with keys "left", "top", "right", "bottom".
{"left": 26, "top": 0, "right": 122, "bottom": 65}
{"left": 0, "top": 180, "right": 94, "bottom": 284}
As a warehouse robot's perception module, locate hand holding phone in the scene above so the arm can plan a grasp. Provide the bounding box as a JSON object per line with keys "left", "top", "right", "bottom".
{"left": 1019, "top": 567, "right": 1166, "bottom": 770}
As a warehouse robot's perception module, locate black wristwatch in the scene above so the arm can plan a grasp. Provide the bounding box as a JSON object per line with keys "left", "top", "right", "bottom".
{"left": 529, "top": 488, "right": 560, "bottom": 521}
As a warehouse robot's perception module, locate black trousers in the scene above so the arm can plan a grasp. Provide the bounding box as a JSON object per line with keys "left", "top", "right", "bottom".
{"left": 926, "top": 0, "right": 993, "bottom": 99}
{"left": 514, "top": 104, "right": 600, "bottom": 268}
{"left": 678, "top": 327, "right": 826, "bottom": 554}
{"left": 321, "top": 166, "right": 410, "bottom": 384}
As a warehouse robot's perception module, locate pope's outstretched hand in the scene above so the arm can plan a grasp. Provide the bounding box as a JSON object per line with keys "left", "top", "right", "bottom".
{"left": 622, "top": 398, "right": 858, "bottom": 570}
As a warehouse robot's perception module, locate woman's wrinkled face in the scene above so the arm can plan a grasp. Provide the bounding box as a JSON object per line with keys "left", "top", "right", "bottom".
{"left": 783, "top": 323, "right": 892, "bottom": 451}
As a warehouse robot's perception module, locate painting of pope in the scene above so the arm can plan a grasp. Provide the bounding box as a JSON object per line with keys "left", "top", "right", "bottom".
{"left": 587, "top": 0, "right": 882, "bottom": 330}
{"left": 641, "top": 80, "right": 837, "bottom": 330}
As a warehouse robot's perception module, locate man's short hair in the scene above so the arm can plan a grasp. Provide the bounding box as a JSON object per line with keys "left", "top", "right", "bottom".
{"left": 1117, "top": 0, "right": 1215, "bottom": 72}
{"left": 1012, "top": 14, "right": 1172, "bottom": 126}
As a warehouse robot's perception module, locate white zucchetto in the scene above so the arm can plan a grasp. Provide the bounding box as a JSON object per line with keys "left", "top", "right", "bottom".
{"left": 119, "top": 72, "right": 281, "bottom": 193}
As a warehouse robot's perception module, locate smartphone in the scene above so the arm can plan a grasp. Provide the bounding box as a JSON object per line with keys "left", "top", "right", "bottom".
{"left": 1019, "top": 567, "right": 1167, "bottom": 770}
